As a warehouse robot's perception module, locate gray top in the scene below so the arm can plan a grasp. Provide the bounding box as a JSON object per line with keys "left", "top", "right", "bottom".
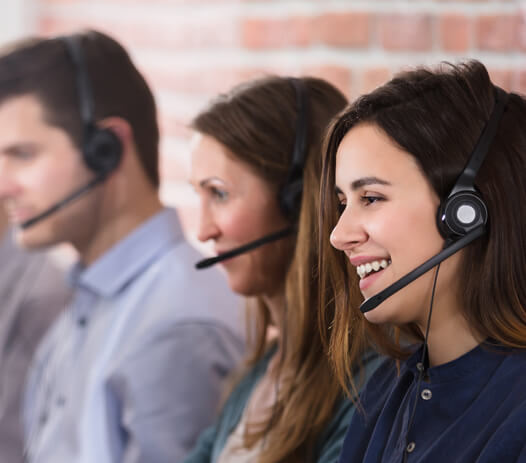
{"left": 0, "top": 230, "right": 71, "bottom": 463}
{"left": 23, "top": 208, "right": 245, "bottom": 463}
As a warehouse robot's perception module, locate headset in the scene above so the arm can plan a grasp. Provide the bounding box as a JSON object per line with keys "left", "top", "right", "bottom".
{"left": 195, "top": 77, "right": 309, "bottom": 269}
{"left": 20, "top": 35, "right": 123, "bottom": 229}
{"left": 360, "top": 85, "right": 509, "bottom": 313}
{"left": 278, "top": 77, "right": 310, "bottom": 220}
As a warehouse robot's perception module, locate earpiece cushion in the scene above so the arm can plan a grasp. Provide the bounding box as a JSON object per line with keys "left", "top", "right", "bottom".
{"left": 83, "top": 128, "right": 123, "bottom": 176}
{"left": 437, "top": 191, "right": 488, "bottom": 240}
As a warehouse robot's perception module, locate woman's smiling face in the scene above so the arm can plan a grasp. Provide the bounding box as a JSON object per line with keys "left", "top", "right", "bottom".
{"left": 329, "top": 122, "right": 463, "bottom": 327}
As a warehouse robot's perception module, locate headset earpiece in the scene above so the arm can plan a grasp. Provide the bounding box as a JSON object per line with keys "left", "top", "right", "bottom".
{"left": 278, "top": 78, "right": 309, "bottom": 220}
{"left": 62, "top": 35, "right": 123, "bottom": 178}
{"left": 437, "top": 191, "right": 488, "bottom": 239}
{"left": 83, "top": 125, "right": 122, "bottom": 176}
{"left": 436, "top": 86, "right": 508, "bottom": 241}
{"left": 279, "top": 178, "right": 303, "bottom": 221}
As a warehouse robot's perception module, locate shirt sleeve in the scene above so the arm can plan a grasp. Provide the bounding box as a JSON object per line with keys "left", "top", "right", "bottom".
{"left": 110, "top": 321, "right": 244, "bottom": 463}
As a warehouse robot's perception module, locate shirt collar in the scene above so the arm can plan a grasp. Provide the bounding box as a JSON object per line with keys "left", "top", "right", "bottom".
{"left": 68, "top": 208, "right": 183, "bottom": 297}
{"left": 404, "top": 340, "right": 511, "bottom": 383}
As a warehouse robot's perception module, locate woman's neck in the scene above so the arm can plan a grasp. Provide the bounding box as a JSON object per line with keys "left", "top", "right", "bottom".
{"left": 418, "top": 308, "right": 482, "bottom": 367}
{"left": 261, "top": 288, "right": 286, "bottom": 362}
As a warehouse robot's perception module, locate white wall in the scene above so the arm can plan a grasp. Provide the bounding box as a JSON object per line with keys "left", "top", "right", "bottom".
{"left": 0, "top": 0, "right": 36, "bottom": 46}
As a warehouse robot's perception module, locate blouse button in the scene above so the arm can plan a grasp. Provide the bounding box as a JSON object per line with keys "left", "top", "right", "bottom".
{"left": 421, "top": 388, "right": 432, "bottom": 400}
{"left": 406, "top": 441, "right": 416, "bottom": 453}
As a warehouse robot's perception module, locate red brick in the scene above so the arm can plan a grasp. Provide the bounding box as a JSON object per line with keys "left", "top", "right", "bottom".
{"left": 435, "top": 0, "right": 493, "bottom": 2}
{"left": 302, "top": 65, "right": 352, "bottom": 98}
{"left": 142, "top": 66, "right": 248, "bottom": 95}
{"left": 159, "top": 112, "right": 196, "bottom": 139}
{"left": 360, "top": 67, "right": 392, "bottom": 94}
{"left": 476, "top": 14, "right": 517, "bottom": 51}
{"left": 517, "top": 12, "right": 526, "bottom": 51}
{"left": 42, "top": 0, "right": 235, "bottom": 3}
{"left": 378, "top": 14, "right": 433, "bottom": 51}
{"left": 439, "top": 13, "right": 471, "bottom": 52}
{"left": 160, "top": 153, "right": 190, "bottom": 183}
{"left": 158, "top": 181, "right": 200, "bottom": 236}
{"left": 39, "top": 16, "right": 90, "bottom": 37}
{"left": 313, "top": 12, "right": 370, "bottom": 48}
{"left": 241, "top": 16, "right": 312, "bottom": 49}
{"left": 488, "top": 68, "right": 513, "bottom": 91}
{"left": 515, "top": 69, "right": 526, "bottom": 95}
{"left": 39, "top": 15, "right": 238, "bottom": 50}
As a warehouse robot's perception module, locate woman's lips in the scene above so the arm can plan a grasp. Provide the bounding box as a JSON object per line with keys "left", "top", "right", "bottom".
{"left": 359, "top": 267, "right": 386, "bottom": 292}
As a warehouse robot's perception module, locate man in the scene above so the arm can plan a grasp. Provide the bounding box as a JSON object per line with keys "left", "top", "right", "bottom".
{"left": 0, "top": 206, "right": 70, "bottom": 462}
{"left": 0, "top": 31, "right": 245, "bottom": 462}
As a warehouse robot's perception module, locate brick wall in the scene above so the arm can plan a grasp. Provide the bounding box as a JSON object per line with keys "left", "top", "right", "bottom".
{"left": 34, "top": 0, "right": 526, "bottom": 239}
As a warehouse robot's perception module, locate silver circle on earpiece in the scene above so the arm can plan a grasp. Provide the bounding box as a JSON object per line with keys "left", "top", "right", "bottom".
{"left": 456, "top": 204, "right": 477, "bottom": 225}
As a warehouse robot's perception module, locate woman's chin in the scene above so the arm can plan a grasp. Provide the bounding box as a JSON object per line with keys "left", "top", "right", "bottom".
{"left": 362, "top": 299, "right": 402, "bottom": 325}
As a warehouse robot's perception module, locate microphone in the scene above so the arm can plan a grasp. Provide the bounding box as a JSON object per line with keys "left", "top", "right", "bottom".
{"left": 195, "top": 226, "right": 294, "bottom": 269}
{"left": 20, "top": 174, "right": 107, "bottom": 230}
{"left": 359, "top": 225, "right": 485, "bottom": 313}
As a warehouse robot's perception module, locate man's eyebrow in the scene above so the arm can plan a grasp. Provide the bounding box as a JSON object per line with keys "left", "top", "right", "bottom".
{"left": 2, "top": 142, "right": 39, "bottom": 155}
{"left": 351, "top": 176, "right": 391, "bottom": 190}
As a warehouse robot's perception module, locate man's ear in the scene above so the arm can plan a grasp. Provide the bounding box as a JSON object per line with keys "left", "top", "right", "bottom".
{"left": 98, "top": 117, "right": 133, "bottom": 153}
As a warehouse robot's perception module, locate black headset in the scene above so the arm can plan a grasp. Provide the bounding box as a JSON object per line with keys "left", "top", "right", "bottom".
{"left": 62, "top": 35, "right": 122, "bottom": 177}
{"left": 20, "top": 35, "right": 124, "bottom": 230}
{"left": 278, "top": 77, "right": 310, "bottom": 220}
{"left": 436, "top": 86, "right": 509, "bottom": 241}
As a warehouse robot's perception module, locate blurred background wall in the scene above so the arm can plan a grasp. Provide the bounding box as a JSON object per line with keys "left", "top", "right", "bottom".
{"left": 1, "top": 0, "right": 525, "bottom": 239}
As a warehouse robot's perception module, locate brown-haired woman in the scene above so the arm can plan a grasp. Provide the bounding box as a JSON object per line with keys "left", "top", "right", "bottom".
{"left": 319, "top": 60, "right": 526, "bottom": 462}
{"left": 183, "top": 76, "right": 381, "bottom": 463}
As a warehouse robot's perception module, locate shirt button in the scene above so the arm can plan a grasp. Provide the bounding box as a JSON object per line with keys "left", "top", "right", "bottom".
{"left": 39, "top": 412, "right": 48, "bottom": 426}
{"left": 406, "top": 441, "right": 416, "bottom": 453}
{"left": 421, "top": 388, "right": 432, "bottom": 400}
{"left": 56, "top": 396, "right": 66, "bottom": 407}
{"left": 78, "top": 317, "right": 87, "bottom": 327}
{"left": 416, "top": 362, "right": 424, "bottom": 372}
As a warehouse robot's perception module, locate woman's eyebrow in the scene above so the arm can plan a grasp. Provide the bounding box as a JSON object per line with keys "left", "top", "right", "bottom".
{"left": 351, "top": 176, "right": 391, "bottom": 191}
{"left": 199, "top": 177, "right": 226, "bottom": 188}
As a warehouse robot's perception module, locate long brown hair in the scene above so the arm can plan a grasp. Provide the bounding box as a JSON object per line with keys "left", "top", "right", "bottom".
{"left": 192, "top": 76, "right": 359, "bottom": 462}
{"left": 319, "top": 60, "right": 526, "bottom": 394}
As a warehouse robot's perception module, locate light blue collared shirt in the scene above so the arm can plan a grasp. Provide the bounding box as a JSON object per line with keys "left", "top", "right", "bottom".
{"left": 24, "top": 208, "right": 245, "bottom": 463}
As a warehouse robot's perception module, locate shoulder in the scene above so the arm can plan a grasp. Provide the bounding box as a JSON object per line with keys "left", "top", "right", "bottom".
{"left": 479, "top": 376, "right": 526, "bottom": 463}
{"left": 489, "top": 348, "right": 526, "bottom": 402}
{"left": 358, "top": 354, "right": 399, "bottom": 400}
{"left": 143, "top": 238, "right": 242, "bottom": 320}
{"left": 117, "top": 236, "right": 244, "bottom": 339}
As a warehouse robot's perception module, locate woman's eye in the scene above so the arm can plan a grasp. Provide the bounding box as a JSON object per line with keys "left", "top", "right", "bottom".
{"left": 361, "top": 195, "right": 383, "bottom": 205}
{"left": 210, "top": 187, "right": 229, "bottom": 201}
{"left": 337, "top": 202, "right": 346, "bottom": 215}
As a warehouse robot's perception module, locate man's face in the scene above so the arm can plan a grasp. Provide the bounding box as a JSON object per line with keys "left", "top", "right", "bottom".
{"left": 0, "top": 94, "right": 101, "bottom": 250}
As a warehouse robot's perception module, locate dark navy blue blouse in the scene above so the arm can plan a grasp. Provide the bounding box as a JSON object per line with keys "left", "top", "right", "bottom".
{"left": 338, "top": 342, "right": 526, "bottom": 463}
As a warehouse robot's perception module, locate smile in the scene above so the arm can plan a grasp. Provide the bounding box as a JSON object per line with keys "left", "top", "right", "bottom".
{"left": 356, "top": 259, "right": 391, "bottom": 279}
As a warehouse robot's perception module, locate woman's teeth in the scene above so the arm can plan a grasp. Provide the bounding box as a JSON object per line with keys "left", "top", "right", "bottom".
{"left": 356, "top": 259, "right": 390, "bottom": 279}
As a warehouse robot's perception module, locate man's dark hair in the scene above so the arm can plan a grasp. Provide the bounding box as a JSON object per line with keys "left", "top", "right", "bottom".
{"left": 0, "top": 30, "right": 160, "bottom": 187}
